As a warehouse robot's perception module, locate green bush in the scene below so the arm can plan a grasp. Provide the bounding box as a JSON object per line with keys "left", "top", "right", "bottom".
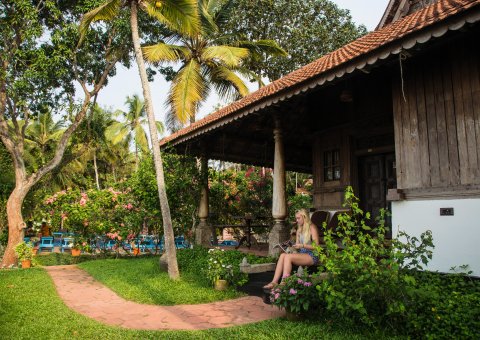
{"left": 406, "top": 270, "right": 480, "bottom": 339}
{"left": 314, "top": 186, "right": 479, "bottom": 338}
{"left": 176, "top": 246, "right": 273, "bottom": 288}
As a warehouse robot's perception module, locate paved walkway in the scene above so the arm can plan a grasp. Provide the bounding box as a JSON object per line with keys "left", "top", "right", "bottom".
{"left": 45, "top": 265, "right": 284, "bottom": 330}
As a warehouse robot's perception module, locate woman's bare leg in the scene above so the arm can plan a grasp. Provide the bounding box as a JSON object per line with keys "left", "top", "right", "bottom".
{"left": 264, "top": 253, "right": 286, "bottom": 288}
{"left": 282, "top": 253, "right": 314, "bottom": 278}
{"left": 272, "top": 253, "right": 286, "bottom": 283}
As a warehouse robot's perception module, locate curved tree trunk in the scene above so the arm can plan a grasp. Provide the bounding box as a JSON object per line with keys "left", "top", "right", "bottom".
{"left": 130, "top": 1, "right": 179, "bottom": 279}
{"left": 1, "top": 186, "right": 29, "bottom": 267}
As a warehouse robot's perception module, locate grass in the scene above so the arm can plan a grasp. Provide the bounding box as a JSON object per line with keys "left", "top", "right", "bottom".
{"left": 78, "top": 257, "right": 243, "bottom": 304}
{"left": 0, "top": 263, "right": 402, "bottom": 339}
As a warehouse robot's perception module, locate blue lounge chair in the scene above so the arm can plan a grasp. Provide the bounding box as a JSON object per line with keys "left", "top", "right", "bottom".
{"left": 219, "top": 240, "right": 238, "bottom": 247}
{"left": 61, "top": 237, "right": 74, "bottom": 253}
{"left": 53, "top": 232, "right": 63, "bottom": 247}
{"left": 38, "top": 236, "right": 54, "bottom": 252}
{"left": 175, "top": 236, "right": 189, "bottom": 249}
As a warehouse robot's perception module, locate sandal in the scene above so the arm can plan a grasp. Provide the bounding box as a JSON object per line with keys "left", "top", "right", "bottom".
{"left": 263, "top": 282, "right": 278, "bottom": 289}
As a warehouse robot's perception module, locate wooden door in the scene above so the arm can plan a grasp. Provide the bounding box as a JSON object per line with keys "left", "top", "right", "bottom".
{"left": 358, "top": 153, "right": 396, "bottom": 231}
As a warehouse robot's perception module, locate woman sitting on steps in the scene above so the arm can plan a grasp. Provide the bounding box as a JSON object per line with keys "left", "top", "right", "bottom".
{"left": 263, "top": 209, "right": 320, "bottom": 289}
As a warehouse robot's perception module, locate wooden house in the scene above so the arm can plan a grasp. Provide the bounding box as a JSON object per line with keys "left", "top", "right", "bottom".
{"left": 160, "top": 0, "right": 480, "bottom": 276}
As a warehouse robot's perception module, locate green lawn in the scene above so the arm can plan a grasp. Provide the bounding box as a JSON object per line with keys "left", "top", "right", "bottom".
{"left": 78, "top": 257, "right": 243, "bottom": 304}
{"left": 0, "top": 262, "right": 402, "bottom": 339}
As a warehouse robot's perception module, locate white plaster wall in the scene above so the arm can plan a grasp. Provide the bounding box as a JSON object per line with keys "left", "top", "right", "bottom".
{"left": 392, "top": 198, "right": 480, "bottom": 277}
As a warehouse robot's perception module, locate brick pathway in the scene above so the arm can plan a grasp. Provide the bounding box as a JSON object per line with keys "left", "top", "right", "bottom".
{"left": 45, "top": 265, "right": 284, "bottom": 330}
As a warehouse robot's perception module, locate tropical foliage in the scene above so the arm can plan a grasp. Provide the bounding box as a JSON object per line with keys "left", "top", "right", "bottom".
{"left": 105, "top": 94, "right": 164, "bottom": 167}
{"left": 142, "top": 0, "right": 286, "bottom": 130}
{"left": 222, "top": 0, "right": 367, "bottom": 81}
{"left": 0, "top": 0, "right": 130, "bottom": 267}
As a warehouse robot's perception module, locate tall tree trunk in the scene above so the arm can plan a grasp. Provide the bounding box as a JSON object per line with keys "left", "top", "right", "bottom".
{"left": 130, "top": 1, "right": 179, "bottom": 279}
{"left": 93, "top": 151, "right": 100, "bottom": 190}
{"left": 1, "top": 185, "right": 29, "bottom": 267}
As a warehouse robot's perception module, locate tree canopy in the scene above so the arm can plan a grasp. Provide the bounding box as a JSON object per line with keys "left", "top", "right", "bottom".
{"left": 222, "top": 0, "right": 367, "bottom": 82}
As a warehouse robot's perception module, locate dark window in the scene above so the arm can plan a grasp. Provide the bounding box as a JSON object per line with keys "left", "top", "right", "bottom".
{"left": 324, "top": 150, "right": 341, "bottom": 181}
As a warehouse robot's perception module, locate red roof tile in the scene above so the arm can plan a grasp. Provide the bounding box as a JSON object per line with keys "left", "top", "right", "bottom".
{"left": 161, "top": 0, "right": 480, "bottom": 146}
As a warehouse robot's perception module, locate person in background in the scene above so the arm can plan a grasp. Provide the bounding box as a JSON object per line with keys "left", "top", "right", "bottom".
{"left": 263, "top": 209, "right": 320, "bottom": 289}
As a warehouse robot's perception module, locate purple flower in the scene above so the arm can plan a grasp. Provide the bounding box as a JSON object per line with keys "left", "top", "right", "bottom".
{"left": 289, "top": 288, "right": 297, "bottom": 295}
{"left": 297, "top": 279, "right": 304, "bottom": 284}
{"left": 304, "top": 281, "right": 312, "bottom": 287}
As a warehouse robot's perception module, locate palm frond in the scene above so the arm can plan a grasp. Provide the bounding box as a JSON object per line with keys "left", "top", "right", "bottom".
{"left": 207, "top": 65, "right": 249, "bottom": 100}
{"left": 155, "top": 121, "right": 165, "bottom": 135}
{"left": 79, "top": 0, "right": 122, "bottom": 45}
{"left": 211, "top": 0, "right": 235, "bottom": 28}
{"left": 238, "top": 40, "right": 287, "bottom": 57}
{"left": 133, "top": 125, "right": 149, "bottom": 153}
{"left": 142, "top": 43, "right": 188, "bottom": 62}
{"left": 167, "top": 59, "right": 205, "bottom": 124}
{"left": 143, "top": 0, "right": 200, "bottom": 36}
{"left": 198, "top": 0, "right": 218, "bottom": 35}
{"left": 201, "top": 45, "right": 249, "bottom": 67}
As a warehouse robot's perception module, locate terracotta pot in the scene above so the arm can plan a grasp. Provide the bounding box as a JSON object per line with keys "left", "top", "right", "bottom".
{"left": 285, "top": 310, "right": 302, "bottom": 321}
{"left": 21, "top": 260, "right": 32, "bottom": 269}
{"left": 214, "top": 279, "right": 229, "bottom": 291}
{"left": 71, "top": 248, "right": 81, "bottom": 257}
{"left": 32, "top": 248, "right": 38, "bottom": 256}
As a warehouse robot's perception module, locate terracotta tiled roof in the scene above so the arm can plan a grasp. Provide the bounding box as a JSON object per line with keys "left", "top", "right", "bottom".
{"left": 161, "top": 0, "right": 480, "bottom": 146}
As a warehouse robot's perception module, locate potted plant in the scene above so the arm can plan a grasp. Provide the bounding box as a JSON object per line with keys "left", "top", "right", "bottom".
{"left": 206, "top": 248, "right": 234, "bottom": 290}
{"left": 14, "top": 241, "right": 34, "bottom": 268}
{"left": 270, "top": 271, "right": 320, "bottom": 320}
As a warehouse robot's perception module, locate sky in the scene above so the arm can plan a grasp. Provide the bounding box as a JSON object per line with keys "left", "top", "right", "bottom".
{"left": 92, "top": 0, "right": 390, "bottom": 125}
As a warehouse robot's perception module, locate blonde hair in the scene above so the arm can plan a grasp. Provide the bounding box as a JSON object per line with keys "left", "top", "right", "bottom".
{"left": 296, "top": 209, "right": 312, "bottom": 244}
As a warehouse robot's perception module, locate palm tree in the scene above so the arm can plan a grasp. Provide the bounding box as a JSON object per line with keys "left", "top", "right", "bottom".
{"left": 142, "top": 0, "right": 286, "bottom": 130}
{"left": 105, "top": 94, "right": 164, "bottom": 169}
{"left": 24, "top": 111, "right": 65, "bottom": 167}
{"left": 80, "top": 0, "right": 199, "bottom": 280}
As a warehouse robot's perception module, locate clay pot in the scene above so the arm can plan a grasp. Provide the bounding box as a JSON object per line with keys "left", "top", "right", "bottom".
{"left": 21, "top": 260, "right": 32, "bottom": 269}
{"left": 71, "top": 248, "right": 81, "bottom": 257}
{"left": 214, "top": 279, "right": 229, "bottom": 291}
{"left": 285, "top": 310, "right": 303, "bottom": 321}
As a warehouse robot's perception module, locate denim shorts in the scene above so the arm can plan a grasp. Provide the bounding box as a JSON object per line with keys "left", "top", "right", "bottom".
{"left": 299, "top": 248, "right": 319, "bottom": 265}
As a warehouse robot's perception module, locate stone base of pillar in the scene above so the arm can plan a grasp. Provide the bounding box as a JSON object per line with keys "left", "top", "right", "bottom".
{"left": 268, "top": 219, "right": 289, "bottom": 257}
{"left": 195, "top": 219, "right": 212, "bottom": 247}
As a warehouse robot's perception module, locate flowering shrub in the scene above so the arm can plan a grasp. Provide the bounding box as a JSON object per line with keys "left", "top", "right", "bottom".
{"left": 270, "top": 271, "right": 319, "bottom": 314}
{"left": 36, "top": 187, "right": 146, "bottom": 245}
{"left": 206, "top": 248, "right": 234, "bottom": 284}
{"left": 205, "top": 248, "right": 248, "bottom": 287}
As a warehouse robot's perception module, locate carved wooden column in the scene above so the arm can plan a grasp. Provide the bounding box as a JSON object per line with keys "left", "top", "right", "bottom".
{"left": 269, "top": 116, "right": 289, "bottom": 256}
{"left": 196, "top": 155, "right": 211, "bottom": 246}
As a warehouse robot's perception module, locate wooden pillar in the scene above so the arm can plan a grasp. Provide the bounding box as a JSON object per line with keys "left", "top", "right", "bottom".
{"left": 269, "top": 116, "right": 289, "bottom": 256}
{"left": 196, "top": 155, "right": 211, "bottom": 247}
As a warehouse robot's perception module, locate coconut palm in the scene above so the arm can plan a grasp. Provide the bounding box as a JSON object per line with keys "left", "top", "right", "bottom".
{"left": 106, "top": 94, "right": 164, "bottom": 169}
{"left": 80, "top": 0, "right": 199, "bottom": 280}
{"left": 142, "top": 0, "right": 286, "bottom": 130}
{"left": 24, "top": 111, "right": 65, "bottom": 167}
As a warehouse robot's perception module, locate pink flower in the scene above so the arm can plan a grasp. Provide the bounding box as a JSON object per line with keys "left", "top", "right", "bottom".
{"left": 304, "top": 282, "right": 312, "bottom": 287}
{"left": 79, "top": 197, "right": 87, "bottom": 206}
{"left": 289, "top": 288, "right": 297, "bottom": 295}
{"left": 282, "top": 274, "right": 290, "bottom": 279}
{"left": 274, "top": 293, "right": 280, "bottom": 300}
{"left": 297, "top": 279, "right": 304, "bottom": 284}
